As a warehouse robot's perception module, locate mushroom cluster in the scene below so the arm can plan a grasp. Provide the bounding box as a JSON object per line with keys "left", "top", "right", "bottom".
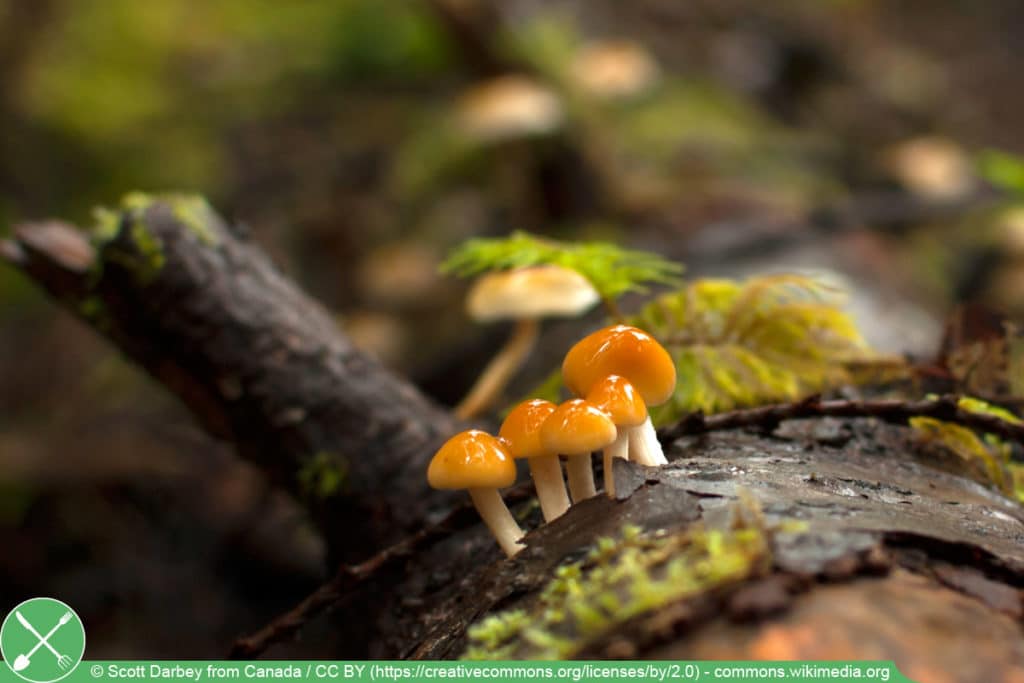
{"left": 427, "top": 324, "right": 676, "bottom": 557}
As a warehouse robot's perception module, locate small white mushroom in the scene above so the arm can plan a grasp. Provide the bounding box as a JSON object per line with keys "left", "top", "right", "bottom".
{"left": 455, "top": 265, "right": 599, "bottom": 419}
{"left": 456, "top": 75, "right": 564, "bottom": 143}
{"left": 570, "top": 40, "right": 660, "bottom": 99}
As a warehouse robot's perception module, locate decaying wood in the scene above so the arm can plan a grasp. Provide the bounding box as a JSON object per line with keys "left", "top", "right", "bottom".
{"left": 374, "top": 419, "right": 1024, "bottom": 671}
{"left": 229, "top": 482, "right": 538, "bottom": 659}
{"left": 6, "top": 202, "right": 1024, "bottom": 676}
{"left": 233, "top": 416, "right": 1024, "bottom": 671}
{"left": 1, "top": 203, "right": 462, "bottom": 561}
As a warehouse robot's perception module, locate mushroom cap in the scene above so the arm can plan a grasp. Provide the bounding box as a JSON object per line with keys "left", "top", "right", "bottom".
{"left": 457, "top": 75, "right": 564, "bottom": 143}
{"left": 500, "top": 398, "right": 558, "bottom": 460}
{"left": 570, "top": 40, "right": 660, "bottom": 99}
{"left": 428, "top": 430, "right": 517, "bottom": 490}
{"left": 562, "top": 324, "right": 676, "bottom": 406}
{"left": 586, "top": 375, "right": 647, "bottom": 427}
{"left": 540, "top": 399, "right": 617, "bottom": 454}
{"left": 467, "top": 265, "right": 600, "bottom": 322}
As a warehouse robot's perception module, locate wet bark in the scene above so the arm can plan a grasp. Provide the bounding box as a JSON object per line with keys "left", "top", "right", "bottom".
{"left": 5, "top": 205, "right": 1024, "bottom": 678}
{"left": 369, "top": 420, "right": 1024, "bottom": 680}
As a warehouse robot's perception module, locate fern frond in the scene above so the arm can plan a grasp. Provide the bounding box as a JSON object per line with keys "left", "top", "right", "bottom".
{"left": 632, "top": 274, "right": 887, "bottom": 422}
{"left": 956, "top": 396, "right": 1022, "bottom": 426}
{"left": 910, "top": 396, "right": 1021, "bottom": 497}
{"left": 978, "top": 148, "right": 1024, "bottom": 197}
{"left": 911, "top": 418, "right": 1008, "bottom": 491}
{"left": 1011, "top": 465, "right": 1024, "bottom": 504}
{"left": 440, "top": 231, "right": 683, "bottom": 300}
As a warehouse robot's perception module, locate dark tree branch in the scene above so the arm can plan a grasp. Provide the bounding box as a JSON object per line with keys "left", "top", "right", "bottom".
{"left": 658, "top": 395, "right": 1024, "bottom": 446}
{"left": 1, "top": 201, "right": 462, "bottom": 561}
{"left": 424, "top": 0, "right": 515, "bottom": 77}
{"left": 228, "top": 482, "right": 535, "bottom": 659}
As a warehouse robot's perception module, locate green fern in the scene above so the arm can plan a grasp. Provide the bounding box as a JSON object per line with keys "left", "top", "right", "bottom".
{"left": 978, "top": 149, "right": 1024, "bottom": 198}
{"left": 440, "top": 231, "right": 683, "bottom": 301}
{"left": 911, "top": 396, "right": 1020, "bottom": 499}
{"left": 630, "top": 274, "right": 879, "bottom": 423}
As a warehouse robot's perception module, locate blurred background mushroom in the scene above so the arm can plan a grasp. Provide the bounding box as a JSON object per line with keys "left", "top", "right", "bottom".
{"left": 456, "top": 75, "right": 565, "bottom": 143}
{"left": 456, "top": 264, "right": 599, "bottom": 418}
{"left": 569, "top": 40, "right": 660, "bottom": 100}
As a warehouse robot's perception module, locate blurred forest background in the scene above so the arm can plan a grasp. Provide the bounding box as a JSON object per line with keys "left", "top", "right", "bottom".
{"left": 3, "top": 0, "right": 1024, "bottom": 658}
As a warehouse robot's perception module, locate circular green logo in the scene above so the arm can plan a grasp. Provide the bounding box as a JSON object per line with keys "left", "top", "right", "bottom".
{"left": 1, "top": 598, "right": 85, "bottom": 683}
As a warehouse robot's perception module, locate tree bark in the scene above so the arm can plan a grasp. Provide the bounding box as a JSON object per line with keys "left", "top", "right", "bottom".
{"left": 6, "top": 203, "right": 1024, "bottom": 678}
{"left": 373, "top": 419, "right": 1024, "bottom": 680}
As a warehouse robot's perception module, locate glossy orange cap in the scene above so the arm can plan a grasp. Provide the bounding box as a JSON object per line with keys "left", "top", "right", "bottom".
{"left": 586, "top": 375, "right": 647, "bottom": 426}
{"left": 427, "top": 430, "right": 517, "bottom": 490}
{"left": 500, "top": 399, "right": 558, "bottom": 459}
{"left": 562, "top": 324, "right": 676, "bottom": 406}
{"left": 540, "top": 399, "right": 617, "bottom": 454}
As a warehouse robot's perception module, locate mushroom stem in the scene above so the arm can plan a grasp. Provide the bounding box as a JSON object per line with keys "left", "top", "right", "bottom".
{"left": 603, "top": 431, "right": 629, "bottom": 498}
{"left": 565, "top": 453, "right": 597, "bottom": 502}
{"left": 601, "top": 295, "right": 625, "bottom": 322}
{"left": 468, "top": 487, "right": 525, "bottom": 557}
{"left": 627, "top": 417, "right": 667, "bottom": 466}
{"left": 528, "top": 455, "right": 571, "bottom": 521}
{"left": 455, "top": 318, "right": 539, "bottom": 419}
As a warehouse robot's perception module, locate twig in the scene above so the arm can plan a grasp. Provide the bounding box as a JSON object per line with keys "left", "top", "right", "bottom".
{"left": 658, "top": 395, "right": 1024, "bottom": 445}
{"left": 228, "top": 482, "right": 536, "bottom": 659}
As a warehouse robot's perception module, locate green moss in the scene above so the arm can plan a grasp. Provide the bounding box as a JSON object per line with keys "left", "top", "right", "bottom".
{"left": 911, "top": 395, "right": 1023, "bottom": 498}
{"left": 128, "top": 219, "right": 167, "bottom": 283}
{"left": 297, "top": 451, "right": 349, "bottom": 499}
{"left": 77, "top": 295, "right": 111, "bottom": 330}
{"left": 465, "top": 610, "right": 529, "bottom": 651}
{"left": 170, "top": 195, "right": 220, "bottom": 246}
{"left": 85, "top": 191, "right": 224, "bottom": 287}
{"left": 462, "top": 518, "right": 770, "bottom": 660}
{"left": 90, "top": 206, "right": 122, "bottom": 243}
{"left": 1011, "top": 464, "right": 1024, "bottom": 504}
{"left": 91, "top": 192, "right": 220, "bottom": 246}
{"left": 0, "top": 484, "right": 36, "bottom": 526}
{"left": 93, "top": 212, "right": 166, "bottom": 286}
{"left": 774, "top": 519, "right": 810, "bottom": 534}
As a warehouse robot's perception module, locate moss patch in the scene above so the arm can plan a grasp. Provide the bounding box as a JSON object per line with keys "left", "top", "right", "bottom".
{"left": 462, "top": 517, "right": 771, "bottom": 660}
{"left": 297, "top": 451, "right": 350, "bottom": 500}
{"left": 77, "top": 295, "right": 111, "bottom": 330}
{"left": 128, "top": 219, "right": 166, "bottom": 283}
{"left": 91, "top": 192, "right": 220, "bottom": 247}
{"left": 85, "top": 191, "right": 222, "bottom": 287}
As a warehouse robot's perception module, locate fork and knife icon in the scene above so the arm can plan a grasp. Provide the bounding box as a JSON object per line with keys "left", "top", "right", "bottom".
{"left": 11, "top": 611, "right": 74, "bottom": 673}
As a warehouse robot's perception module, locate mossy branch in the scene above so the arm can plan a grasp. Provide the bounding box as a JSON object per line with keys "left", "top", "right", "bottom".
{"left": 658, "top": 394, "right": 1024, "bottom": 450}
{"left": 1, "top": 194, "right": 461, "bottom": 562}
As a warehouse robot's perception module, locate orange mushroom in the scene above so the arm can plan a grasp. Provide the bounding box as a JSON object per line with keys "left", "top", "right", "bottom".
{"left": 562, "top": 324, "right": 676, "bottom": 466}
{"left": 427, "top": 430, "right": 524, "bottom": 557}
{"left": 500, "top": 399, "right": 570, "bottom": 521}
{"left": 585, "top": 375, "right": 647, "bottom": 497}
{"left": 540, "top": 399, "right": 617, "bottom": 503}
